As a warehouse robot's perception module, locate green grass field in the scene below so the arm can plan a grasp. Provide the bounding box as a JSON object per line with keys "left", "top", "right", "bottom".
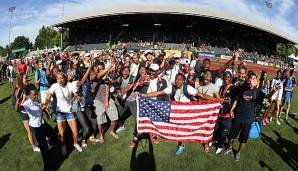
{"left": 0, "top": 75, "right": 297, "bottom": 171}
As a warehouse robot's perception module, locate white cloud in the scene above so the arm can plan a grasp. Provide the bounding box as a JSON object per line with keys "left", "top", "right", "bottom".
{"left": 0, "top": 0, "right": 297, "bottom": 47}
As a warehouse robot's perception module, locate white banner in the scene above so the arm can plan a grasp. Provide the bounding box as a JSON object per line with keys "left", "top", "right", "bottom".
{"left": 257, "top": 61, "right": 268, "bottom": 66}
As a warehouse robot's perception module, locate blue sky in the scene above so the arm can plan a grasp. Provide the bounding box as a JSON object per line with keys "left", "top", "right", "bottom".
{"left": 0, "top": 0, "right": 297, "bottom": 47}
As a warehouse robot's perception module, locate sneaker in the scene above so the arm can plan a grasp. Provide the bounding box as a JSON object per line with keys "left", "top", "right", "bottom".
{"left": 74, "top": 143, "right": 82, "bottom": 152}
{"left": 224, "top": 148, "right": 232, "bottom": 155}
{"left": 235, "top": 152, "right": 241, "bottom": 161}
{"left": 61, "top": 146, "right": 67, "bottom": 156}
{"left": 208, "top": 141, "right": 215, "bottom": 147}
{"left": 276, "top": 120, "right": 281, "bottom": 125}
{"left": 152, "top": 136, "right": 159, "bottom": 144}
{"left": 279, "top": 117, "right": 283, "bottom": 121}
{"left": 115, "top": 126, "right": 125, "bottom": 134}
{"left": 130, "top": 137, "right": 138, "bottom": 148}
{"left": 33, "top": 147, "right": 41, "bottom": 152}
{"left": 262, "top": 120, "right": 266, "bottom": 126}
{"left": 265, "top": 118, "right": 270, "bottom": 124}
{"left": 175, "top": 145, "right": 185, "bottom": 155}
{"left": 216, "top": 147, "right": 223, "bottom": 154}
{"left": 285, "top": 118, "right": 290, "bottom": 123}
{"left": 269, "top": 117, "right": 273, "bottom": 122}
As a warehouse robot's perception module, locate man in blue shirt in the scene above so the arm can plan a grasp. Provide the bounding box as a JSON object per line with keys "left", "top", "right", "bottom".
{"left": 35, "top": 61, "right": 50, "bottom": 103}
{"left": 279, "top": 70, "right": 293, "bottom": 122}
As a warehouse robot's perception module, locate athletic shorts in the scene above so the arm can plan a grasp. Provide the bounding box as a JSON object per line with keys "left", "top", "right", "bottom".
{"left": 8, "top": 77, "right": 14, "bottom": 82}
{"left": 228, "top": 119, "right": 251, "bottom": 143}
{"left": 282, "top": 96, "right": 291, "bottom": 106}
{"left": 20, "top": 111, "right": 29, "bottom": 121}
{"left": 56, "top": 111, "right": 76, "bottom": 122}
{"left": 40, "top": 90, "right": 49, "bottom": 103}
{"left": 94, "top": 99, "right": 118, "bottom": 124}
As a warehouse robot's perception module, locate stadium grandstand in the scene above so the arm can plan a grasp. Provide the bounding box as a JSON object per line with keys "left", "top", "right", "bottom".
{"left": 52, "top": 4, "right": 297, "bottom": 61}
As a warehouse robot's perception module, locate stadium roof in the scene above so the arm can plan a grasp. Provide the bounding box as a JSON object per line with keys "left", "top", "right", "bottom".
{"left": 52, "top": 4, "right": 297, "bottom": 44}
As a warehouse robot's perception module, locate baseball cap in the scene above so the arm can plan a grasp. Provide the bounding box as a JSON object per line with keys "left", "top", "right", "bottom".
{"left": 149, "top": 64, "right": 160, "bottom": 71}
{"left": 56, "top": 60, "right": 62, "bottom": 65}
{"left": 173, "top": 54, "right": 181, "bottom": 58}
{"left": 94, "top": 53, "right": 100, "bottom": 58}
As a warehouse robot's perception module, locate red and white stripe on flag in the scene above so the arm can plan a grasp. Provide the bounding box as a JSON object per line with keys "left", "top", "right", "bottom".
{"left": 137, "top": 99, "right": 221, "bottom": 144}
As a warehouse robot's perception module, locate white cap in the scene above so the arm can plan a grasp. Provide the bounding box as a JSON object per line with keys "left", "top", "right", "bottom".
{"left": 181, "top": 59, "right": 190, "bottom": 65}
{"left": 84, "top": 53, "right": 91, "bottom": 57}
{"left": 94, "top": 53, "right": 100, "bottom": 58}
{"left": 173, "top": 54, "right": 181, "bottom": 58}
{"left": 56, "top": 60, "right": 62, "bottom": 65}
{"left": 149, "top": 64, "right": 160, "bottom": 71}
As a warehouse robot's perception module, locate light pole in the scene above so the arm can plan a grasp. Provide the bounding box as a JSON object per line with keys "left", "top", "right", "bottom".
{"left": 61, "top": 0, "right": 65, "bottom": 51}
{"left": 8, "top": 6, "right": 15, "bottom": 58}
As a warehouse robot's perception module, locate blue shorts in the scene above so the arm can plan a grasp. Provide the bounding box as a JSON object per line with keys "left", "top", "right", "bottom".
{"left": 20, "top": 111, "right": 29, "bottom": 121}
{"left": 56, "top": 111, "right": 76, "bottom": 122}
{"left": 282, "top": 96, "right": 291, "bottom": 106}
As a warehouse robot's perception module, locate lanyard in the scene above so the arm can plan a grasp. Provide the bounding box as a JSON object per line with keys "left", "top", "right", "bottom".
{"left": 201, "top": 83, "right": 211, "bottom": 94}
{"left": 220, "top": 84, "right": 232, "bottom": 98}
{"left": 60, "top": 84, "right": 72, "bottom": 104}
{"left": 165, "top": 70, "right": 172, "bottom": 84}
{"left": 176, "top": 85, "right": 183, "bottom": 102}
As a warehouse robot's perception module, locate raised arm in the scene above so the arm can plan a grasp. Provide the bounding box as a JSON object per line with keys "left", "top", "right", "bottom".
{"left": 76, "top": 61, "right": 92, "bottom": 87}
{"left": 196, "top": 91, "right": 219, "bottom": 101}
{"left": 142, "top": 90, "right": 166, "bottom": 98}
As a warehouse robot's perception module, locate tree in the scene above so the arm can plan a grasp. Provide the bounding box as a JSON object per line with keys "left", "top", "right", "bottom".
{"left": 51, "top": 28, "right": 69, "bottom": 49}
{"left": 10, "top": 36, "right": 32, "bottom": 50}
{"left": 0, "top": 46, "right": 7, "bottom": 57}
{"left": 34, "top": 26, "right": 58, "bottom": 49}
{"left": 276, "top": 43, "right": 297, "bottom": 59}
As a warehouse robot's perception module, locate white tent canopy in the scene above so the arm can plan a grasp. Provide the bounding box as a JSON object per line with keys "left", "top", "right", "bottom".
{"left": 288, "top": 53, "right": 296, "bottom": 59}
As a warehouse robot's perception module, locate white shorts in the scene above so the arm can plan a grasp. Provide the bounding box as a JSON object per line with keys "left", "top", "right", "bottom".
{"left": 40, "top": 90, "right": 49, "bottom": 103}
{"left": 271, "top": 91, "right": 282, "bottom": 102}
{"left": 8, "top": 77, "right": 14, "bottom": 82}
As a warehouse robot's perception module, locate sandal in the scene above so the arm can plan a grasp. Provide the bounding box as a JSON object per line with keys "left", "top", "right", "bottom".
{"left": 89, "top": 137, "right": 100, "bottom": 143}
{"left": 110, "top": 132, "right": 120, "bottom": 139}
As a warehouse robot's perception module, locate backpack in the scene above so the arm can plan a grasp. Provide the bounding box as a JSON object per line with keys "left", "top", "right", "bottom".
{"left": 249, "top": 88, "right": 262, "bottom": 138}
{"left": 249, "top": 119, "right": 262, "bottom": 138}
{"left": 194, "top": 60, "right": 202, "bottom": 74}
{"left": 12, "top": 88, "right": 23, "bottom": 111}
{"left": 170, "top": 84, "right": 192, "bottom": 101}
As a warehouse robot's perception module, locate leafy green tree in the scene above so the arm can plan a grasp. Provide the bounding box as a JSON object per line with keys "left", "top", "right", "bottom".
{"left": 276, "top": 43, "right": 297, "bottom": 60}
{"left": 34, "top": 26, "right": 58, "bottom": 49}
{"left": 10, "top": 36, "right": 32, "bottom": 50}
{"left": 0, "top": 46, "right": 7, "bottom": 57}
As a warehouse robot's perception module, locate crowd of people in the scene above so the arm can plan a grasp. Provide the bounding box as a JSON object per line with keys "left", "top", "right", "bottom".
{"left": 7, "top": 49, "right": 296, "bottom": 170}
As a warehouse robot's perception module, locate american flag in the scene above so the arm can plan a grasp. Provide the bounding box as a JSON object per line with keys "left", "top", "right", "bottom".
{"left": 137, "top": 95, "right": 221, "bottom": 144}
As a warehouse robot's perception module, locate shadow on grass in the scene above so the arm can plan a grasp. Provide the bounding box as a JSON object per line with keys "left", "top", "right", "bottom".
{"left": 289, "top": 113, "right": 297, "bottom": 122}
{"left": 260, "top": 131, "right": 298, "bottom": 170}
{"left": 50, "top": 124, "right": 75, "bottom": 170}
{"left": 0, "top": 133, "right": 11, "bottom": 150}
{"left": 130, "top": 135, "right": 156, "bottom": 171}
{"left": 259, "top": 160, "right": 274, "bottom": 171}
{"left": 91, "top": 164, "right": 103, "bottom": 171}
{"left": 0, "top": 96, "right": 11, "bottom": 104}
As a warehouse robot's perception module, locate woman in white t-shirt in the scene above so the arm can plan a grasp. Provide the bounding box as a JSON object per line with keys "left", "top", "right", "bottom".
{"left": 45, "top": 72, "right": 82, "bottom": 155}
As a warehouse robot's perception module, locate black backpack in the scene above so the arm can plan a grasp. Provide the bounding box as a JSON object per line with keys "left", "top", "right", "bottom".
{"left": 170, "top": 84, "right": 192, "bottom": 101}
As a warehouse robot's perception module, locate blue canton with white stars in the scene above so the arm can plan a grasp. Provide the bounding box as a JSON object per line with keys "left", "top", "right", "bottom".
{"left": 139, "top": 95, "right": 171, "bottom": 123}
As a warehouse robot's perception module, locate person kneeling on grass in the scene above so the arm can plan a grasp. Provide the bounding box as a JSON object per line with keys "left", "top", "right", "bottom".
{"left": 141, "top": 73, "right": 220, "bottom": 154}
{"left": 224, "top": 72, "right": 280, "bottom": 161}
{"left": 22, "top": 84, "right": 58, "bottom": 171}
